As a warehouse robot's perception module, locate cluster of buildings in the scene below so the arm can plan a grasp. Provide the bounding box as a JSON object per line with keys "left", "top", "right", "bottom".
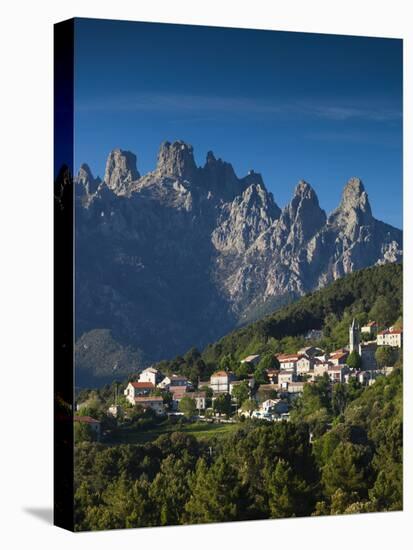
{"left": 77, "top": 319, "right": 402, "bottom": 429}
{"left": 237, "top": 320, "right": 402, "bottom": 421}
{"left": 120, "top": 319, "right": 402, "bottom": 419}
{"left": 271, "top": 321, "right": 400, "bottom": 386}
{"left": 123, "top": 368, "right": 206, "bottom": 415}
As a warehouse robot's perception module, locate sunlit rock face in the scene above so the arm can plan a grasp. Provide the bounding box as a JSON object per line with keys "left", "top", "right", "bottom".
{"left": 75, "top": 141, "right": 402, "bottom": 382}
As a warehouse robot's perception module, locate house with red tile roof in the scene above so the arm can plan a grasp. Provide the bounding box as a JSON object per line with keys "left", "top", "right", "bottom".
{"left": 377, "top": 327, "right": 403, "bottom": 348}
{"left": 329, "top": 349, "right": 349, "bottom": 366}
{"left": 124, "top": 381, "right": 155, "bottom": 405}
{"left": 276, "top": 354, "right": 301, "bottom": 371}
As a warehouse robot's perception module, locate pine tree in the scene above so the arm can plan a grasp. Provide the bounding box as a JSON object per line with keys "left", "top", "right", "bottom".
{"left": 185, "top": 457, "right": 245, "bottom": 523}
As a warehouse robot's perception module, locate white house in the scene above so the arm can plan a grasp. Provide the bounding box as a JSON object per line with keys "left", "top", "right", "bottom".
{"left": 210, "top": 371, "right": 236, "bottom": 393}
{"left": 329, "top": 349, "right": 349, "bottom": 366}
{"left": 276, "top": 354, "right": 299, "bottom": 372}
{"left": 377, "top": 328, "right": 403, "bottom": 348}
{"left": 158, "top": 374, "right": 189, "bottom": 389}
{"left": 138, "top": 367, "right": 163, "bottom": 386}
{"left": 285, "top": 381, "right": 305, "bottom": 394}
{"left": 313, "top": 360, "right": 332, "bottom": 377}
{"left": 278, "top": 370, "right": 296, "bottom": 386}
{"left": 124, "top": 381, "right": 155, "bottom": 405}
{"left": 296, "top": 355, "right": 312, "bottom": 374}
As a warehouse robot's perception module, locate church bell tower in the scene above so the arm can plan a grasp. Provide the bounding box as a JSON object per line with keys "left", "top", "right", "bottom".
{"left": 349, "top": 318, "right": 360, "bottom": 353}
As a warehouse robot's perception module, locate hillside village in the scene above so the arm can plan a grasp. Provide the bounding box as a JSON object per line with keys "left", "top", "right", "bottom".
{"left": 75, "top": 319, "right": 402, "bottom": 436}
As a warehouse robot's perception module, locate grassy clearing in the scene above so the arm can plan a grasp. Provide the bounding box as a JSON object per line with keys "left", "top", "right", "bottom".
{"left": 105, "top": 420, "right": 240, "bottom": 445}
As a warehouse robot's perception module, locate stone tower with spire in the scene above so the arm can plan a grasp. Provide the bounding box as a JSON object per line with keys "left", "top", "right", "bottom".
{"left": 349, "top": 318, "right": 360, "bottom": 353}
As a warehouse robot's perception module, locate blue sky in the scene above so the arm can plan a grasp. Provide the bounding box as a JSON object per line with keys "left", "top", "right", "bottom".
{"left": 74, "top": 18, "right": 402, "bottom": 228}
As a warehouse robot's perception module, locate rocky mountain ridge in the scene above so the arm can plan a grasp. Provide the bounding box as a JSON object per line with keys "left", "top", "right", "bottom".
{"left": 74, "top": 140, "right": 402, "bottom": 383}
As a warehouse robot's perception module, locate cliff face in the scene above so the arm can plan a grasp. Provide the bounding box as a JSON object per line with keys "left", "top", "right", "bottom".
{"left": 74, "top": 141, "right": 402, "bottom": 383}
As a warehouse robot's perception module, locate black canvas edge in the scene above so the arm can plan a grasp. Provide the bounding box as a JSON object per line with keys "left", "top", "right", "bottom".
{"left": 54, "top": 18, "right": 75, "bottom": 532}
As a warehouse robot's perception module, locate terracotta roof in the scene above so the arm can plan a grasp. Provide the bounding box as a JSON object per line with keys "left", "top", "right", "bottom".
{"left": 330, "top": 351, "right": 348, "bottom": 360}
{"left": 134, "top": 396, "right": 163, "bottom": 403}
{"left": 211, "top": 371, "right": 229, "bottom": 377}
{"left": 277, "top": 354, "right": 301, "bottom": 362}
{"left": 169, "top": 386, "right": 188, "bottom": 399}
{"left": 330, "top": 348, "right": 348, "bottom": 355}
{"left": 378, "top": 328, "right": 403, "bottom": 336}
{"left": 74, "top": 415, "right": 100, "bottom": 424}
{"left": 130, "top": 382, "right": 155, "bottom": 389}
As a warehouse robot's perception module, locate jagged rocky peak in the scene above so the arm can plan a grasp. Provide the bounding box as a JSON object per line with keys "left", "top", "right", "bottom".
{"left": 156, "top": 140, "right": 197, "bottom": 181}
{"left": 240, "top": 170, "right": 281, "bottom": 216}
{"left": 77, "top": 163, "right": 101, "bottom": 194}
{"left": 339, "top": 177, "right": 372, "bottom": 216}
{"left": 330, "top": 177, "right": 373, "bottom": 228}
{"left": 203, "top": 150, "right": 236, "bottom": 178}
{"left": 242, "top": 179, "right": 272, "bottom": 207}
{"left": 294, "top": 179, "right": 315, "bottom": 199}
{"left": 200, "top": 150, "right": 239, "bottom": 200}
{"left": 77, "top": 163, "right": 93, "bottom": 183}
{"left": 104, "top": 149, "right": 140, "bottom": 195}
{"left": 257, "top": 179, "right": 326, "bottom": 254}
{"left": 289, "top": 180, "right": 325, "bottom": 216}
{"left": 280, "top": 180, "right": 326, "bottom": 240}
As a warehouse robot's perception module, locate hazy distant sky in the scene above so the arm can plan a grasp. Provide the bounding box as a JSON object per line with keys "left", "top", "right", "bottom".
{"left": 74, "top": 18, "right": 402, "bottom": 228}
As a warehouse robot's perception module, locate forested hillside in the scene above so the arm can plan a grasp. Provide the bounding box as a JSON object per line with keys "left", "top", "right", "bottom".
{"left": 204, "top": 262, "right": 402, "bottom": 362}
{"left": 153, "top": 263, "right": 402, "bottom": 383}
{"left": 74, "top": 365, "right": 402, "bottom": 530}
